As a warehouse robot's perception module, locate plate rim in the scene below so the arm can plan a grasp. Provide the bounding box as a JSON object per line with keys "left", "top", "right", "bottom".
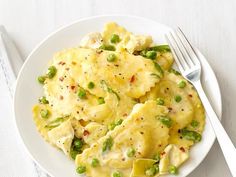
{"left": 13, "top": 14, "right": 222, "bottom": 177}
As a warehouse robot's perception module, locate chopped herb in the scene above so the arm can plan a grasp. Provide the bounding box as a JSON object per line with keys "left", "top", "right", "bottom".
{"left": 153, "top": 153, "right": 160, "bottom": 162}
{"left": 180, "top": 128, "right": 202, "bottom": 143}
{"left": 78, "top": 89, "right": 86, "bottom": 99}
{"left": 88, "top": 82, "right": 95, "bottom": 89}
{"left": 158, "top": 116, "right": 172, "bottom": 128}
{"left": 37, "top": 76, "right": 46, "bottom": 84}
{"left": 178, "top": 80, "right": 186, "bottom": 88}
{"left": 40, "top": 109, "right": 49, "bottom": 119}
{"left": 100, "top": 80, "right": 120, "bottom": 100}
{"left": 127, "top": 147, "right": 135, "bottom": 157}
{"left": 140, "top": 49, "right": 148, "bottom": 57}
{"left": 76, "top": 165, "right": 86, "bottom": 174}
{"left": 169, "top": 165, "right": 178, "bottom": 175}
{"left": 99, "top": 44, "right": 116, "bottom": 51}
{"left": 150, "top": 45, "right": 171, "bottom": 52}
{"left": 191, "top": 120, "right": 199, "bottom": 128}
{"left": 38, "top": 96, "right": 49, "bottom": 104}
{"left": 174, "top": 95, "right": 182, "bottom": 102}
{"left": 169, "top": 68, "right": 181, "bottom": 75}
{"left": 44, "top": 117, "right": 66, "bottom": 129}
{"left": 153, "top": 61, "right": 164, "bottom": 77}
{"left": 112, "top": 171, "right": 122, "bottom": 177}
{"left": 107, "top": 53, "right": 117, "bottom": 62}
{"left": 108, "top": 119, "right": 123, "bottom": 131}
{"left": 110, "top": 34, "right": 120, "bottom": 43}
{"left": 108, "top": 122, "right": 116, "bottom": 131}
{"left": 47, "top": 66, "right": 57, "bottom": 79}
{"left": 98, "top": 97, "right": 105, "bottom": 104}
{"left": 145, "top": 165, "right": 158, "bottom": 176}
{"left": 102, "top": 136, "right": 113, "bottom": 152}
{"left": 91, "top": 158, "right": 99, "bottom": 167}
{"left": 156, "top": 98, "right": 164, "bottom": 105}
{"left": 150, "top": 73, "right": 161, "bottom": 79}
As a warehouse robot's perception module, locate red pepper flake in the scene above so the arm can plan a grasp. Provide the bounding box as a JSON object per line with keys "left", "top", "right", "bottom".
{"left": 161, "top": 152, "right": 166, "bottom": 156}
{"left": 59, "top": 77, "right": 64, "bottom": 81}
{"left": 121, "top": 157, "right": 125, "bottom": 161}
{"left": 188, "top": 94, "right": 193, "bottom": 98}
{"left": 59, "top": 95, "right": 64, "bottom": 100}
{"left": 130, "top": 75, "right": 135, "bottom": 83}
{"left": 180, "top": 147, "right": 185, "bottom": 152}
{"left": 123, "top": 113, "right": 128, "bottom": 117}
{"left": 65, "top": 67, "right": 70, "bottom": 71}
{"left": 168, "top": 107, "right": 173, "bottom": 112}
{"left": 70, "top": 85, "right": 75, "bottom": 90}
{"left": 158, "top": 144, "right": 162, "bottom": 147}
{"left": 58, "top": 61, "right": 66, "bottom": 65}
{"left": 83, "top": 130, "right": 90, "bottom": 136}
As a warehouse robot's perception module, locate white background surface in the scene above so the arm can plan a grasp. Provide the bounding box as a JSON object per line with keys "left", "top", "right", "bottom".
{"left": 0, "top": 0, "right": 235, "bottom": 177}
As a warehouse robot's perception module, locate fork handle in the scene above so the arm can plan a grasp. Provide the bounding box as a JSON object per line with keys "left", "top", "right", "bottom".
{"left": 194, "top": 81, "right": 236, "bottom": 177}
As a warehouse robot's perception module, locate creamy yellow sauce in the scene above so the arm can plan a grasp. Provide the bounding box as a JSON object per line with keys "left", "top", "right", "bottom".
{"left": 32, "top": 22, "right": 205, "bottom": 177}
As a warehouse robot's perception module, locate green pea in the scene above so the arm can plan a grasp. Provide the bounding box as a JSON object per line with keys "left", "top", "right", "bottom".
{"left": 107, "top": 53, "right": 116, "bottom": 62}
{"left": 146, "top": 51, "right": 157, "bottom": 60}
{"left": 99, "top": 44, "right": 116, "bottom": 51}
{"left": 88, "top": 82, "right": 95, "bottom": 89}
{"left": 158, "top": 116, "right": 172, "bottom": 128}
{"left": 110, "top": 34, "right": 120, "bottom": 43}
{"left": 174, "top": 95, "right": 182, "bottom": 102}
{"left": 98, "top": 97, "right": 105, "bottom": 104}
{"left": 40, "top": 109, "right": 49, "bottom": 119}
{"left": 156, "top": 98, "right": 164, "bottom": 105}
{"left": 178, "top": 80, "right": 186, "bottom": 88}
{"left": 191, "top": 120, "right": 199, "bottom": 128}
{"left": 76, "top": 165, "right": 86, "bottom": 174}
{"left": 102, "top": 136, "right": 113, "bottom": 152}
{"left": 70, "top": 149, "right": 78, "bottom": 160}
{"left": 180, "top": 128, "right": 202, "bottom": 143}
{"left": 145, "top": 166, "right": 157, "bottom": 176}
{"left": 153, "top": 153, "right": 160, "bottom": 162}
{"left": 112, "top": 171, "right": 122, "bottom": 177}
{"left": 169, "top": 68, "right": 181, "bottom": 75}
{"left": 169, "top": 165, "right": 178, "bottom": 175}
{"left": 78, "top": 89, "right": 86, "bottom": 99}
{"left": 47, "top": 66, "right": 57, "bottom": 79}
{"left": 91, "top": 158, "right": 99, "bottom": 167}
{"left": 73, "top": 139, "right": 83, "bottom": 150}
{"left": 38, "top": 96, "right": 49, "bottom": 104}
{"left": 127, "top": 147, "right": 135, "bottom": 157}
{"left": 37, "top": 76, "right": 46, "bottom": 84}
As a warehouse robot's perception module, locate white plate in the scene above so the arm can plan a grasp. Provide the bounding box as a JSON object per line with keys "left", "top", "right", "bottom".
{"left": 14, "top": 15, "right": 222, "bottom": 177}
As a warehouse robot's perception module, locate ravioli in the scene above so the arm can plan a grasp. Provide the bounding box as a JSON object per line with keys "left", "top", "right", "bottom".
{"left": 75, "top": 101, "right": 169, "bottom": 177}
{"left": 140, "top": 71, "right": 205, "bottom": 149}
{"left": 32, "top": 22, "right": 205, "bottom": 176}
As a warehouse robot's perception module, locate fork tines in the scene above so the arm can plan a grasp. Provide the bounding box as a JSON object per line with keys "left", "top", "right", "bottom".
{"left": 165, "top": 28, "right": 200, "bottom": 73}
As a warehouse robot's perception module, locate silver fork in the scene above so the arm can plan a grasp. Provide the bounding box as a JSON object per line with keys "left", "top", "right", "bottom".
{"left": 166, "top": 28, "right": 236, "bottom": 177}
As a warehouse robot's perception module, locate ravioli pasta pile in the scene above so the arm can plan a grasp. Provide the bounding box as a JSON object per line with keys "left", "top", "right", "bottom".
{"left": 33, "top": 22, "right": 205, "bottom": 177}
